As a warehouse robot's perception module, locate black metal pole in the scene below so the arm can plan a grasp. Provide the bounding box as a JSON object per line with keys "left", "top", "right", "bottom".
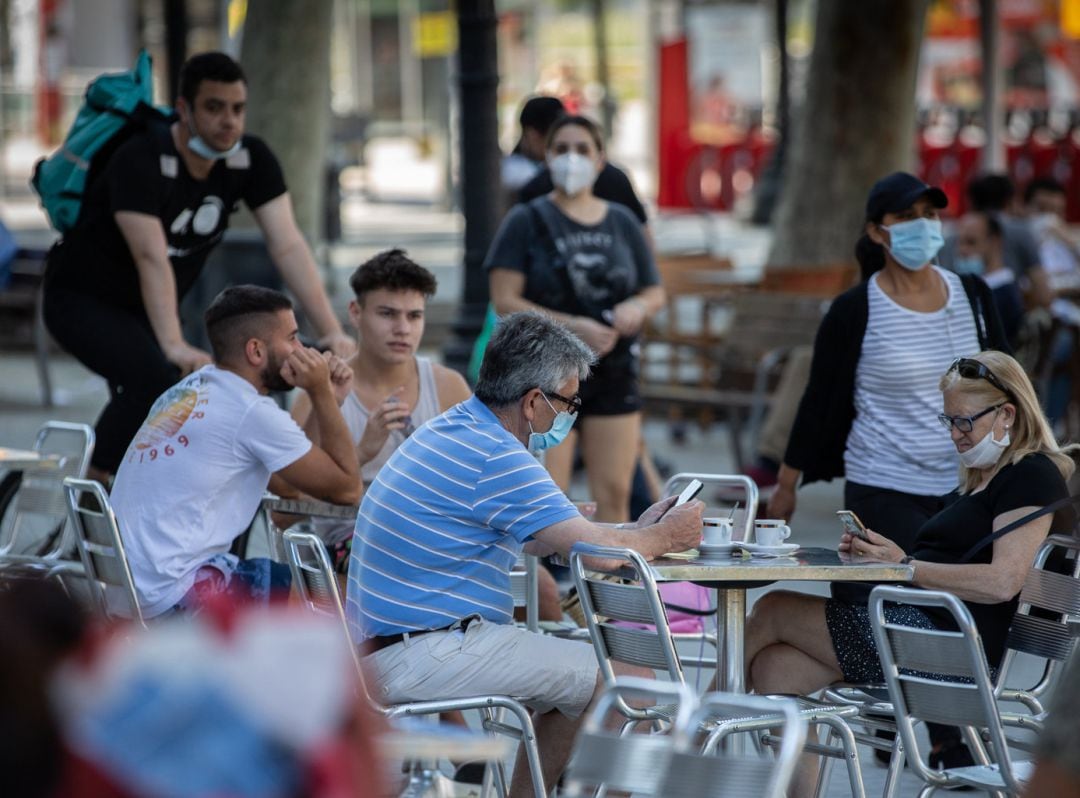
{"left": 442, "top": 0, "right": 500, "bottom": 376}
{"left": 164, "top": 0, "right": 187, "bottom": 105}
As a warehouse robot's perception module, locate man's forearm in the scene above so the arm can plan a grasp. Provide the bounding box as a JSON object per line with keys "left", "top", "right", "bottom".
{"left": 134, "top": 255, "right": 186, "bottom": 349}
{"left": 272, "top": 239, "right": 344, "bottom": 339}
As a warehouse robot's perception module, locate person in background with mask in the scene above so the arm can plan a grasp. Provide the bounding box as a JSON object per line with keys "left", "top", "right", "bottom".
{"left": 42, "top": 51, "right": 354, "bottom": 486}
{"left": 1024, "top": 178, "right": 1080, "bottom": 427}
{"left": 748, "top": 351, "right": 1074, "bottom": 794}
{"left": 767, "top": 172, "right": 1010, "bottom": 769}
{"left": 952, "top": 211, "right": 1024, "bottom": 347}
{"left": 346, "top": 311, "right": 704, "bottom": 798}
{"left": 485, "top": 115, "right": 664, "bottom": 523}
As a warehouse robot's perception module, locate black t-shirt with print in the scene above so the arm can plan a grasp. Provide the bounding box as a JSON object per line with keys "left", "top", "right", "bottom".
{"left": 46, "top": 123, "right": 287, "bottom": 310}
{"left": 912, "top": 453, "right": 1070, "bottom": 665}
{"left": 483, "top": 196, "right": 658, "bottom": 367}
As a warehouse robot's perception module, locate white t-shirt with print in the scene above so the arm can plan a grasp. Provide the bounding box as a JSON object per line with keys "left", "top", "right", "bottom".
{"left": 111, "top": 365, "right": 312, "bottom": 617}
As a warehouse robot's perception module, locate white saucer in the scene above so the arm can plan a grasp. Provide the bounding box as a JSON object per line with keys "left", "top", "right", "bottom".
{"left": 698, "top": 541, "right": 738, "bottom": 555}
{"left": 741, "top": 542, "right": 799, "bottom": 555}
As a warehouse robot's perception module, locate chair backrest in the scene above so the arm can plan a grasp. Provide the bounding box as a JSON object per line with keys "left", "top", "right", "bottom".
{"left": 562, "top": 676, "right": 696, "bottom": 798}
{"left": 570, "top": 543, "right": 685, "bottom": 692}
{"left": 997, "top": 534, "right": 1080, "bottom": 703}
{"left": 659, "top": 692, "right": 807, "bottom": 798}
{"left": 281, "top": 529, "right": 372, "bottom": 704}
{"left": 1, "top": 422, "right": 94, "bottom": 558}
{"left": 509, "top": 552, "right": 540, "bottom": 632}
{"left": 869, "top": 585, "right": 1023, "bottom": 793}
{"left": 663, "top": 472, "right": 757, "bottom": 543}
{"left": 62, "top": 477, "right": 144, "bottom": 628}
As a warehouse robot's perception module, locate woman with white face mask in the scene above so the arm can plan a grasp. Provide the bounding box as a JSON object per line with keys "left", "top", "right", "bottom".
{"left": 745, "top": 350, "right": 1077, "bottom": 794}
{"left": 485, "top": 115, "right": 664, "bottom": 523}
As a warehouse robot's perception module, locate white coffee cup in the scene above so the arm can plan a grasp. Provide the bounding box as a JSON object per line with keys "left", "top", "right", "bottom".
{"left": 702, "top": 517, "right": 734, "bottom": 546}
{"left": 754, "top": 519, "right": 791, "bottom": 547}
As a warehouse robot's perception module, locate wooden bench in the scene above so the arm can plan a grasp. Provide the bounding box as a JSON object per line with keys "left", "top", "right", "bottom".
{"left": 0, "top": 248, "right": 52, "bottom": 406}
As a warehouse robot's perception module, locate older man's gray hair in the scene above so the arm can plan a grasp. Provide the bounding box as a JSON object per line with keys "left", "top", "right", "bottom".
{"left": 474, "top": 311, "right": 596, "bottom": 408}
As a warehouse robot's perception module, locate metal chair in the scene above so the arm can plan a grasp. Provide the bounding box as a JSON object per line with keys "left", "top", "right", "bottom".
{"left": 823, "top": 533, "right": 1080, "bottom": 792}
{"left": 62, "top": 477, "right": 145, "bottom": 628}
{"left": 0, "top": 421, "right": 94, "bottom": 561}
{"left": 282, "top": 529, "right": 546, "bottom": 798}
{"left": 569, "top": 542, "right": 865, "bottom": 797}
{"left": 660, "top": 691, "right": 808, "bottom": 798}
{"left": 870, "top": 585, "right": 1033, "bottom": 795}
{"left": 561, "top": 677, "right": 697, "bottom": 798}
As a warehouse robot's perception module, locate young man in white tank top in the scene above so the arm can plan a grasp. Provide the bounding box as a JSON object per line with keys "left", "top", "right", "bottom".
{"left": 291, "top": 249, "right": 470, "bottom": 489}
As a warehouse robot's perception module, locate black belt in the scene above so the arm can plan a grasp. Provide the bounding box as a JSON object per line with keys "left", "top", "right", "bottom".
{"left": 367, "top": 618, "right": 472, "bottom": 653}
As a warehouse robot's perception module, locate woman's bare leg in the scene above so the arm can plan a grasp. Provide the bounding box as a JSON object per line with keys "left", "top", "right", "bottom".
{"left": 579, "top": 413, "right": 641, "bottom": 522}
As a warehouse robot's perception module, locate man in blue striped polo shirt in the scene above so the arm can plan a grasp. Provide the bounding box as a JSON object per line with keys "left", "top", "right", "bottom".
{"left": 346, "top": 311, "right": 703, "bottom": 796}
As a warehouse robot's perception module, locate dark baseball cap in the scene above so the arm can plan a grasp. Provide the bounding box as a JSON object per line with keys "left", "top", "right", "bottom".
{"left": 865, "top": 172, "right": 948, "bottom": 221}
{"left": 519, "top": 96, "right": 566, "bottom": 135}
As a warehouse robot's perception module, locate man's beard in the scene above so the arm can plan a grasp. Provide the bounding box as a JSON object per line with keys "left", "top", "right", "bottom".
{"left": 261, "top": 356, "right": 293, "bottom": 393}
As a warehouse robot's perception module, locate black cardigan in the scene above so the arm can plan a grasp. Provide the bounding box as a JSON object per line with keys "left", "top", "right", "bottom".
{"left": 784, "top": 273, "right": 1011, "bottom": 486}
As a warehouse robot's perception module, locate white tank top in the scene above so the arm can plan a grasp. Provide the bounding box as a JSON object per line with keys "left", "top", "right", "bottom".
{"left": 310, "top": 357, "right": 442, "bottom": 545}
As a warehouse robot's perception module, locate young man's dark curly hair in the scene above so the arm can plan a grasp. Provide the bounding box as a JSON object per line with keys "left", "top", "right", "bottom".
{"left": 348, "top": 249, "right": 438, "bottom": 302}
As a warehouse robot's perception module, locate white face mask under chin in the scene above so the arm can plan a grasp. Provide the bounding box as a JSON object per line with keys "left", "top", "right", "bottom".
{"left": 958, "top": 426, "right": 1010, "bottom": 470}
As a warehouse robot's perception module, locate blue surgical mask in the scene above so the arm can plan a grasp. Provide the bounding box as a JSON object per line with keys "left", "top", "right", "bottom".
{"left": 952, "top": 254, "right": 985, "bottom": 276}
{"left": 527, "top": 394, "right": 577, "bottom": 454}
{"left": 881, "top": 217, "right": 944, "bottom": 271}
{"left": 186, "top": 116, "right": 242, "bottom": 161}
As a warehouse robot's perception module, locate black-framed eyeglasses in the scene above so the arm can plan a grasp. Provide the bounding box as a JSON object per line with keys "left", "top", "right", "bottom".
{"left": 544, "top": 391, "right": 582, "bottom": 416}
{"left": 947, "top": 357, "right": 1014, "bottom": 400}
{"left": 938, "top": 403, "right": 1003, "bottom": 433}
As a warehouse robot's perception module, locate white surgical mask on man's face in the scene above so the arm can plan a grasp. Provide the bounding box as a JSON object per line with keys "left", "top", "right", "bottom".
{"left": 548, "top": 152, "right": 596, "bottom": 197}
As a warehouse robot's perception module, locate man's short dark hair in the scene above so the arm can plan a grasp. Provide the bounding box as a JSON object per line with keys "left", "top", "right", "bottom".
{"left": 204, "top": 285, "right": 292, "bottom": 362}
{"left": 519, "top": 96, "right": 566, "bottom": 136}
{"left": 348, "top": 249, "right": 437, "bottom": 301}
{"left": 179, "top": 52, "right": 247, "bottom": 105}
{"left": 1024, "top": 177, "right": 1066, "bottom": 205}
{"left": 967, "top": 174, "right": 1014, "bottom": 212}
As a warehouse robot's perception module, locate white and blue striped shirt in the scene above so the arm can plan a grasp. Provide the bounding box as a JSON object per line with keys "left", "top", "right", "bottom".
{"left": 844, "top": 267, "right": 980, "bottom": 496}
{"left": 345, "top": 395, "right": 579, "bottom": 641}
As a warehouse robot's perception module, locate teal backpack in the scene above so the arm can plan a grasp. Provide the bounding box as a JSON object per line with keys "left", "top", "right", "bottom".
{"left": 31, "top": 49, "right": 171, "bottom": 233}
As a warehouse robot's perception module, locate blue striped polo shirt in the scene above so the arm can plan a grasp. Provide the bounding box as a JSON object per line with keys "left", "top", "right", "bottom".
{"left": 345, "top": 395, "right": 580, "bottom": 642}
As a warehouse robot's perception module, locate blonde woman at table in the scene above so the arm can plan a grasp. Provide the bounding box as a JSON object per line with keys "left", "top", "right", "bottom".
{"left": 485, "top": 115, "right": 664, "bottom": 523}
{"left": 745, "top": 351, "right": 1075, "bottom": 794}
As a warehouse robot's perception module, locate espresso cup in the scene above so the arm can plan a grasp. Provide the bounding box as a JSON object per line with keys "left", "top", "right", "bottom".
{"left": 702, "top": 517, "right": 734, "bottom": 546}
{"left": 754, "top": 519, "right": 791, "bottom": 547}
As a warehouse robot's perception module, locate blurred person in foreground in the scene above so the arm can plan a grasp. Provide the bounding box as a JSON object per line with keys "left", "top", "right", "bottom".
{"left": 748, "top": 351, "right": 1075, "bottom": 795}
{"left": 110, "top": 285, "right": 361, "bottom": 620}
{"left": 487, "top": 116, "right": 664, "bottom": 523}
{"left": 347, "top": 311, "right": 703, "bottom": 797}
{"left": 1026, "top": 647, "right": 1080, "bottom": 797}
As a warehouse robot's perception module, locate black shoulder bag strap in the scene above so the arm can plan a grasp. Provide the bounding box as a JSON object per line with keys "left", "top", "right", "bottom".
{"left": 959, "top": 273, "right": 990, "bottom": 351}
{"left": 958, "top": 493, "right": 1080, "bottom": 563}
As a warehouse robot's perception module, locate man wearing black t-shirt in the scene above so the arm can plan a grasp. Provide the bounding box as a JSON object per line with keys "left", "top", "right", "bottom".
{"left": 43, "top": 52, "right": 354, "bottom": 481}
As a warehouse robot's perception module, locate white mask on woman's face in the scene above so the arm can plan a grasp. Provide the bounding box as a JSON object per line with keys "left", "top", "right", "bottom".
{"left": 958, "top": 423, "right": 1010, "bottom": 469}
{"left": 548, "top": 152, "right": 596, "bottom": 197}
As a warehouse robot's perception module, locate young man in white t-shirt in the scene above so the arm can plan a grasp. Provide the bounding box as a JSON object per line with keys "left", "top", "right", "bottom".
{"left": 110, "top": 285, "right": 361, "bottom": 618}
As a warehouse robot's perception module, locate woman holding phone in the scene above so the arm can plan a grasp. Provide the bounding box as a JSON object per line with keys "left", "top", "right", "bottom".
{"left": 485, "top": 115, "right": 664, "bottom": 523}
{"left": 747, "top": 351, "right": 1075, "bottom": 794}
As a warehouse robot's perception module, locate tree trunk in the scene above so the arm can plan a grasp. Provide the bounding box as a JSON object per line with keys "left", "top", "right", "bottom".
{"left": 767, "top": 0, "right": 930, "bottom": 268}
{"left": 239, "top": 0, "right": 333, "bottom": 243}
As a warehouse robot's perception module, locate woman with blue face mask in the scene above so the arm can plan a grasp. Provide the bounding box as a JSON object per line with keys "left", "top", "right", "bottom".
{"left": 765, "top": 172, "right": 1013, "bottom": 767}
{"left": 485, "top": 115, "right": 664, "bottom": 523}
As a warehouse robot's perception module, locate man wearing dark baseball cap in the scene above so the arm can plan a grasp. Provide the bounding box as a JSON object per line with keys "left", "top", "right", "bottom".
{"left": 865, "top": 171, "right": 948, "bottom": 222}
